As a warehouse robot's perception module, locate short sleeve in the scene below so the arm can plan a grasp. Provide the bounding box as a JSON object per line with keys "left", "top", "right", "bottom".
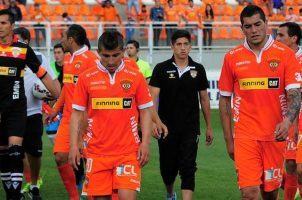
{"left": 72, "top": 74, "right": 88, "bottom": 111}
{"left": 219, "top": 54, "right": 234, "bottom": 96}
{"left": 135, "top": 73, "right": 153, "bottom": 110}
{"left": 149, "top": 64, "right": 162, "bottom": 88}
{"left": 197, "top": 65, "right": 209, "bottom": 91}
{"left": 40, "top": 53, "right": 56, "bottom": 80}
{"left": 285, "top": 50, "right": 301, "bottom": 90}
{"left": 25, "top": 46, "right": 41, "bottom": 74}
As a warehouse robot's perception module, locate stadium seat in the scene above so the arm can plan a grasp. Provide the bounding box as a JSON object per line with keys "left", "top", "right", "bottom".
{"left": 220, "top": 16, "right": 233, "bottom": 27}
{"left": 52, "top": 5, "right": 65, "bottom": 16}
{"left": 59, "top": 0, "right": 73, "bottom": 4}
{"left": 18, "top": 4, "right": 27, "bottom": 16}
{"left": 234, "top": 5, "right": 244, "bottom": 16}
{"left": 27, "top": 5, "right": 35, "bottom": 16}
{"left": 87, "top": 15, "right": 98, "bottom": 22}
{"left": 285, "top": 0, "right": 294, "bottom": 6}
{"left": 48, "top": 15, "right": 61, "bottom": 22}
{"left": 74, "top": 0, "right": 84, "bottom": 4}
{"left": 215, "top": 0, "right": 226, "bottom": 5}
{"left": 78, "top": 4, "right": 90, "bottom": 16}
{"left": 34, "top": 0, "right": 47, "bottom": 4}
{"left": 66, "top": 5, "right": 79, "bottom": 16}
{"left": 294, "top": 0, "right": 301, "bottom": 5}
{"left": 212, "top": 5, "right": 222, "bottom": 16}
{"left": 212, "top": 28, "right": 218, "bottom": 40}
{"left": 117, "top": 0, "right": 126, "bottom": 4}
{"left": 230, "top": 28, "right": 243, "bottom": 39}
{"left": 91, "top": 5, "right": 103, "bottom": 16}
{"left": 223, "top": 5, "right": 234, "bottom": 16}
{"left": 73, "top": 15, "right": 85, "bottom": 22}
{"left": 202, "top": 0, "right": 213, "bottom": 4}
{"left": 41, "top": 4, "right": 52, "bottom": 16}
{"left": 218, "top": 27, "right": 230, "bottom": 39}
{"left": 86, "top": 29, "right": 97, "bottom": 40}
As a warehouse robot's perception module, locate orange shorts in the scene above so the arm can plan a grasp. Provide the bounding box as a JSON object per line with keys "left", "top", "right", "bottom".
{"left": 234, "top": 138, "right": 286, "bottom": 192}
{"left": 53, "top": 117, "right": 70, "bottom": 153}
{"left": 285, "top": 126, "right": 297, "bottom": 160}
{"left": 296, "top": 134, "right": 302, "bottom": 163}
{"left": 82, "top": 153, "right": 141, "bottom": 196}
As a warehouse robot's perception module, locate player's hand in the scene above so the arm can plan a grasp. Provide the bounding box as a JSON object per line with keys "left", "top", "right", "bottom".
{"left": 152, "top": 121, "right": 168, "bottom": 139}
{"left": 137, "top": 142, "right": 149, "bottom": 167}
{"left": 44, "top": 110, "right": 58, "bottom": 124}
{"left": 275, "top": 118, "right": 291, "bottom": 142}
{"left": 69, "top": 147, "right": 81, "bottom": 171}
{"left": 205, "top": 127, "right": 214, "bottom": 145}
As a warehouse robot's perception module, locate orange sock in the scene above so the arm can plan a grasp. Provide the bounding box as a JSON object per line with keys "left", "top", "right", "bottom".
{"left": 58, "top": 164, "right": 79, "bottom": 200}
{"left": 23, "top": 169, "right": 31, "bottom": 183}
{"left": 285, "top": 174, "right": 298, "bottom": 200}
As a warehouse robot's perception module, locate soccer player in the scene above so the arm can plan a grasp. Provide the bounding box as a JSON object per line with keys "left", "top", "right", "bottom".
{"left": 219, "top": 5, "right": 301, "bottom": 200}
{"left": 50, "top": 24, "right": 99, "bottom": 200}
{"left": 0, "top": 9, "right": 60, "bottom": 200}
{"left": 69, "top": 30, "right": 153, "bottom": 200}
{"left": 276, "top": 22, "right": 302, "bottom": 200}
{"left": 126, "top": 39, "right": 152, "bottom": 82}
{"left": 13, "top": 26, "right": 60, "bottom": 199}
{"left": 50, "top": 43, "right": 65, "bottom": 84}
{"left": 149, "top": 29, "right": 213, "bottom": 200}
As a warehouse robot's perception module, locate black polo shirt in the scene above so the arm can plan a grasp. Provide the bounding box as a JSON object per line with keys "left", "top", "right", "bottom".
{"left": 0, "top": 36, "right": 41, "bottom": 112}
{"left": 150, "top": 56, "right": 209, "bottom": 133}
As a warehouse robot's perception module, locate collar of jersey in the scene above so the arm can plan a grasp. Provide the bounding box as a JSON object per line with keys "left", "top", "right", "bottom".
{"left": 296, "top": 47, "right": 302, "bottom": 58}
{"left": 0, "top": 35, "right": 18, "bottom": 47}
{"left": 243, "top": 35, "right": 273, "bottom": 63}
{"left": 96, "top": 59, "right": 125, "bottom": 73}
{"left": 69, "top": 45, "right": 88, "bottom": 63}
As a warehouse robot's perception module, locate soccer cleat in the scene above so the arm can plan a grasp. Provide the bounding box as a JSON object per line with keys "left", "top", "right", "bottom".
{"left": 37, "top": 177, "right": 43, "bottom": 189}
{"left": 21, "top": 182, "right": 31, "bottom": 193}
{"left": 28, "top": 187, "right": 42, "bottom": 200}
{"left": 166, "top": 192, "right": 177, "bottom": 200}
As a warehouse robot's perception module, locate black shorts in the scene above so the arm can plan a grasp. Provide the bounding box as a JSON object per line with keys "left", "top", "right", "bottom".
{"left": 0, "top": 101, "right": 27, "bottom": 146}
{"left": 23, "top": 114, "right": 43, "bottom": 157}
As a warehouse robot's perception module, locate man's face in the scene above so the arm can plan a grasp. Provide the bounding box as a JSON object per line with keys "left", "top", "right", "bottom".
{"left": 126, "top": 44, "right": 138, "bottom": 58}
{"left": 60, "top": 30, "right": 71, "bottom": 52}
{"left": 98, "top": 47, "right": 124, "bottom": 73}
{"left": 171, "top": 37, "right": 191, "bottom": 59}
{"left": 241, "top": 14, "right": 267, "bottom": 46}
{"left": 276, "top": 26, "right": 295, "bottom": 47}
{"left": 54, "top": 47, "right": 65, "bottom": 63}
{"left": 0, "top": 15, "right": 13, "bottom": 39}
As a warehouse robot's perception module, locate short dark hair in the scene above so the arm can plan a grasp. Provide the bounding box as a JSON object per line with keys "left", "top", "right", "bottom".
{"left": 98, "top": 30, "right": 124, "bottom": 51}
{"left": 0, "top": 9, "right": 15, "bottom": 24}
{"left": 66, "top": 24, "right": 87, "bottom": 46}
{"left": 62, "top": 12, "right": 68, "bottom": 18}
{"left": 279, "top": 22, "right": 302, "bottom": 45}
{"left": 53, "top": 43, "right": 65, "bottom": 52}
{"left": 171, "top": 29, "right": 191, "bottom": 45}
{"left": 126, "top": 40, "right": 139, "bottom": 49}
{"left": 13, "top": 27, "right": 31, "bottom": 42}
{"left": 299, "top": 8, "right": 302, "bottom": 13}
{"left": 240, "top": 5, "right": 266, "bottom": 26}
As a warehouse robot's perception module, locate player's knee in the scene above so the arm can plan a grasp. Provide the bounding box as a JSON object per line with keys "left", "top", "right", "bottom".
{"left": 8, "top": 145, "right": 24, "bottom": 160}
{"left": 285, "top": 159, "right": 297, "bottom": 174}
{"left": 54, "top": 152, "right": 68, "bottom": 166}
{"left": 241, "top": 187, "right": 259, "bottom": 200}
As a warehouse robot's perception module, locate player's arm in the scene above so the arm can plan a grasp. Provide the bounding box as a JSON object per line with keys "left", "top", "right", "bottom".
{"left": 37, "top": 68, "right": 61, "bottom": 98}
{"left": 69, "top": 108, "right": 84, "bottom": 170}
{"left": 199, "top": 89, "right": 213, "bottom": 145}
{"left": 149, "top": 86, "right": 168, "bottom": 139}
{"left": 219, "top": 95, "right": 234, "bottom": 160}
{"left": 138, "top": 107, "right": 152, "bottom": 167}
{"left": 275, "top": 88, "right": 301, "bottom": 141}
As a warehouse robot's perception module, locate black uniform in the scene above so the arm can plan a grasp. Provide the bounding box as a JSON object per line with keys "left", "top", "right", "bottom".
{"left": 149, "top": 56, "right": 209, "bottom": 191}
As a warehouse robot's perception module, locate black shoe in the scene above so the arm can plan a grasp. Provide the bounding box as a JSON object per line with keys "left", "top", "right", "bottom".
{"left": 28, "top": 187, "right": 42, "bottom": 200}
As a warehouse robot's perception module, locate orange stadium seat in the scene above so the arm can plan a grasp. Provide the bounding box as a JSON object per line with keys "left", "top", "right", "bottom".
{"left": 234, "top": 5, "right": 244, "bottom": 16}
{"left": 34, "top": 0, "right": 47, "bottom": 4}
{"left": 22, "top": 15, "right": 31, "bottom": 21}
{"left": 27, "top": 5, "right": 35, "bottom": 15}
{"left": 48, "top": 15, "right": 60, "bottom": 22}
{"left": 230, "top": 28, "right": 243, "bottom": 39}
{"left": 212, "top": 28, "right": 218, "bottom": 40}
{"left": 199, "top": 4, "right": 206, "bottom": 15}
{"left": 91, "top": 5, "right": 103, "bottom": 16}
{"left": 74, "top": 0, "right": 84, "bottom": 4}
{"left": 285, "top": 0, "right": 294, "bottom": 6}
{"left": 78, "top": 4, "right": 90, "bottom": 16}
{"left": 294, "top": 0, "right": 301, "bottom": 5}
{"left": 233, "top": 15, "right": 240, "bottom": 22}
{"left": 223, "top": 5, "right": 234, "bottom": 16}
{"left": 202, "top": 0, "right": 213, "bottom": 4}
{"left": 18, "top": 4, "right": 27, "bottom": 16}
{"left": 86, "top": 29, "right": 97, "bottom": 40}
{"left": 215, "top": 0, "right": 226, "bottom": 5}
{"left": 41, "top": 4, "right": 52, "bottom": 16}
{"left": 73, "top": 15, "right": 85, "bottom": 22}
{"left": 52, "top": 5, "right": 65, "bottom": 16}
{"left": 218, "top": 27, "right": 230, "bottom": 39}
{"left": 66, "top": 5, "right": 79, "bottom": 16}
{"left": 212, "top": 5, "right": 222, "bottom": 16}
{"left": 220, "top": 15, "right": 233, "bottom": 26}
{"left": 87, "top": 15, "right": 98, "bottom": 22}
{"left": 59, "top": 0, "right": 72, "bottom": 4}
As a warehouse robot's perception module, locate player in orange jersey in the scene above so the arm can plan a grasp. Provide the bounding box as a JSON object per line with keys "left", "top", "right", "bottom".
{"left": 219, "top": 5, "right": 301, "bottom": 200}
{"left": 49, "top": 24, "right": 99, "bottom": 200}
{"left": 276, "top": 22, "right": 302, "bottom": 200}
{"left": 69, "top": 30, "right": 153, "bottom": 200}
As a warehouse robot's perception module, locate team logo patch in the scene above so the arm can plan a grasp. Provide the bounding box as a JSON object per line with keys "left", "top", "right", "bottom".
{"left": 239, "top": 77, "right": 279, "bottom": 90}
{"left": 120, "top": 80, "right": 132, "bottom": 92}
{"left": 63, "top": 74, "right": 78, "bottom": 83}
{"left": 268, "top": 59, "right": 280, "bottom": 71}
{"left": 11, "top": 47, "right": 21, "bottom": 58}
{"left": 168, "top": 73, "right": 176, "bottom": 79}
{"left": 92, "top": 98, "right": 133, "bottom": 109}
{"left": 190, "top": 70, "right": 197, "bottom": 78}
{"left": 0, "top": 66, "right": 17, "bottom": 76}
{"left": 74, "top": 61, "right": 82, "bottom": 69}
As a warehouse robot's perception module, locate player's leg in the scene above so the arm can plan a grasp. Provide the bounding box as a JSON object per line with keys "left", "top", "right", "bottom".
{"left": 158, "top": 133, "right": 179, "bottom": 199}
{"left": 296, "top": 135, "right": 302, "bottom": 197}
{"left": 234, "top": 138, "right": 263, "bottom": 199}
{"left": 261, "top": 140, "right": 286, "bottom": 200}
{"left": 53, "top": 118, "right": 79, "bottom": 200}
{"left": 178, "top": 133, "right": 199, "bottom": 200}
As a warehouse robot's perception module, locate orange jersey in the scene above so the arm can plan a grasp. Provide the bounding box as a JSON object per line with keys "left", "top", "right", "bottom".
{"left": 219, "top": 36, "right": 300, "bottom": 141}
{"left": 62, "top": 46, "right": 99, "bottom": 118}
{"left": 296, "top": 49, "right": 302, "bottom": 132}
{"left": 101, "top": 6, "right": 119, "bottom": 22}
{"left": 72, "top": 60, "right": 153, "bottom": 156}
{"left": 165, "top": 6, "right": 180, "bottom": 22}
{"left": 185, "top": 6, "right": 200, "bottom": 22}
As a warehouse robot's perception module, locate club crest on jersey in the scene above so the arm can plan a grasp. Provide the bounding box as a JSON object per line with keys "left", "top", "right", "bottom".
{"left": 74, "top": 61, "right": 82, "bottom": 69}
{"left": 268, "top": 59, "right": 280, "bottom": 71}
{"left": 190, "top": 70, "right": 197, "bottom": 78}
{"left": 169, "top": 73, "right": 176, "bottom": 79}
{"left": 120, "top": 80, "right": 132, "bottom": 92}
{"left": 11, "top": 47, "right": 21, "bottom": 58}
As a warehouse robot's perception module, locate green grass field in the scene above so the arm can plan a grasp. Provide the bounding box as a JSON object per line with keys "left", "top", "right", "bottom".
{"left": 0, "top": 110, "right": 248, "bottom": 199}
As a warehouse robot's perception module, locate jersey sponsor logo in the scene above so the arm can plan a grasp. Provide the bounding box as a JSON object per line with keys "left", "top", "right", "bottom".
{"left": 0, "top": 67, "right": 17, "bottom": 76}
{"left": 92, "top": 98, "right": 133, "bottom": 109}
{"left": 190, "top": 70, "right": 197, "bottom": 78}
{"left": 63, "top": 74, "right": 78, "bottom": 83}
{"left": 12, "top": 81, "right": 20, "bottom": 99}
{"left": 130, "top": 116, "right": 140, "bottom": 143}
{"left": 264, "top": 168, "right": 282, "bottom": 182}
{"left": 268, "top": 59, "right": 280, "bottom": 71}
{"left": 235, "top": 60, "right": 251, "bottom": 66}
{"left": 239, "top": 78, "right": 280, "bottom": 90}
{"left": 120, "top": 80, "right": 132, "bottom": 92}
{"left": 0, "top": 47, "right": 26, "bottom": 59}
{"left": 116, "top": 164, "right": 137, "bottom": 176}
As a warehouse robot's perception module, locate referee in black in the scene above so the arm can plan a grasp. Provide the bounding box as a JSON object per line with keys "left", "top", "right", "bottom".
{"left": 149, "top": 29, "right": 214, "bottom": 200}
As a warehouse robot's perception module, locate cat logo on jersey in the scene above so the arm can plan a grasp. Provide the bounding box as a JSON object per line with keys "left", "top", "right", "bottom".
{"left": 92, "top": 98, "right": 133, "bottom": 109}
{"left": 268, "top": 59, "right": 280, "bottom": 71}
{"left": 63, "top": 74, "right": 78, "bottom": 83}
{"left": 120, "top": 80, "right": 132, "bottom": 92}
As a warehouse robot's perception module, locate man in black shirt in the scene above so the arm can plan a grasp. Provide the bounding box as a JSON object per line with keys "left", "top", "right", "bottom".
{"left": 149, "top": 29, "right": 214, "bottom": 200}
{"left": 0, "top": 9, "right": 60, "bottom": 199}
